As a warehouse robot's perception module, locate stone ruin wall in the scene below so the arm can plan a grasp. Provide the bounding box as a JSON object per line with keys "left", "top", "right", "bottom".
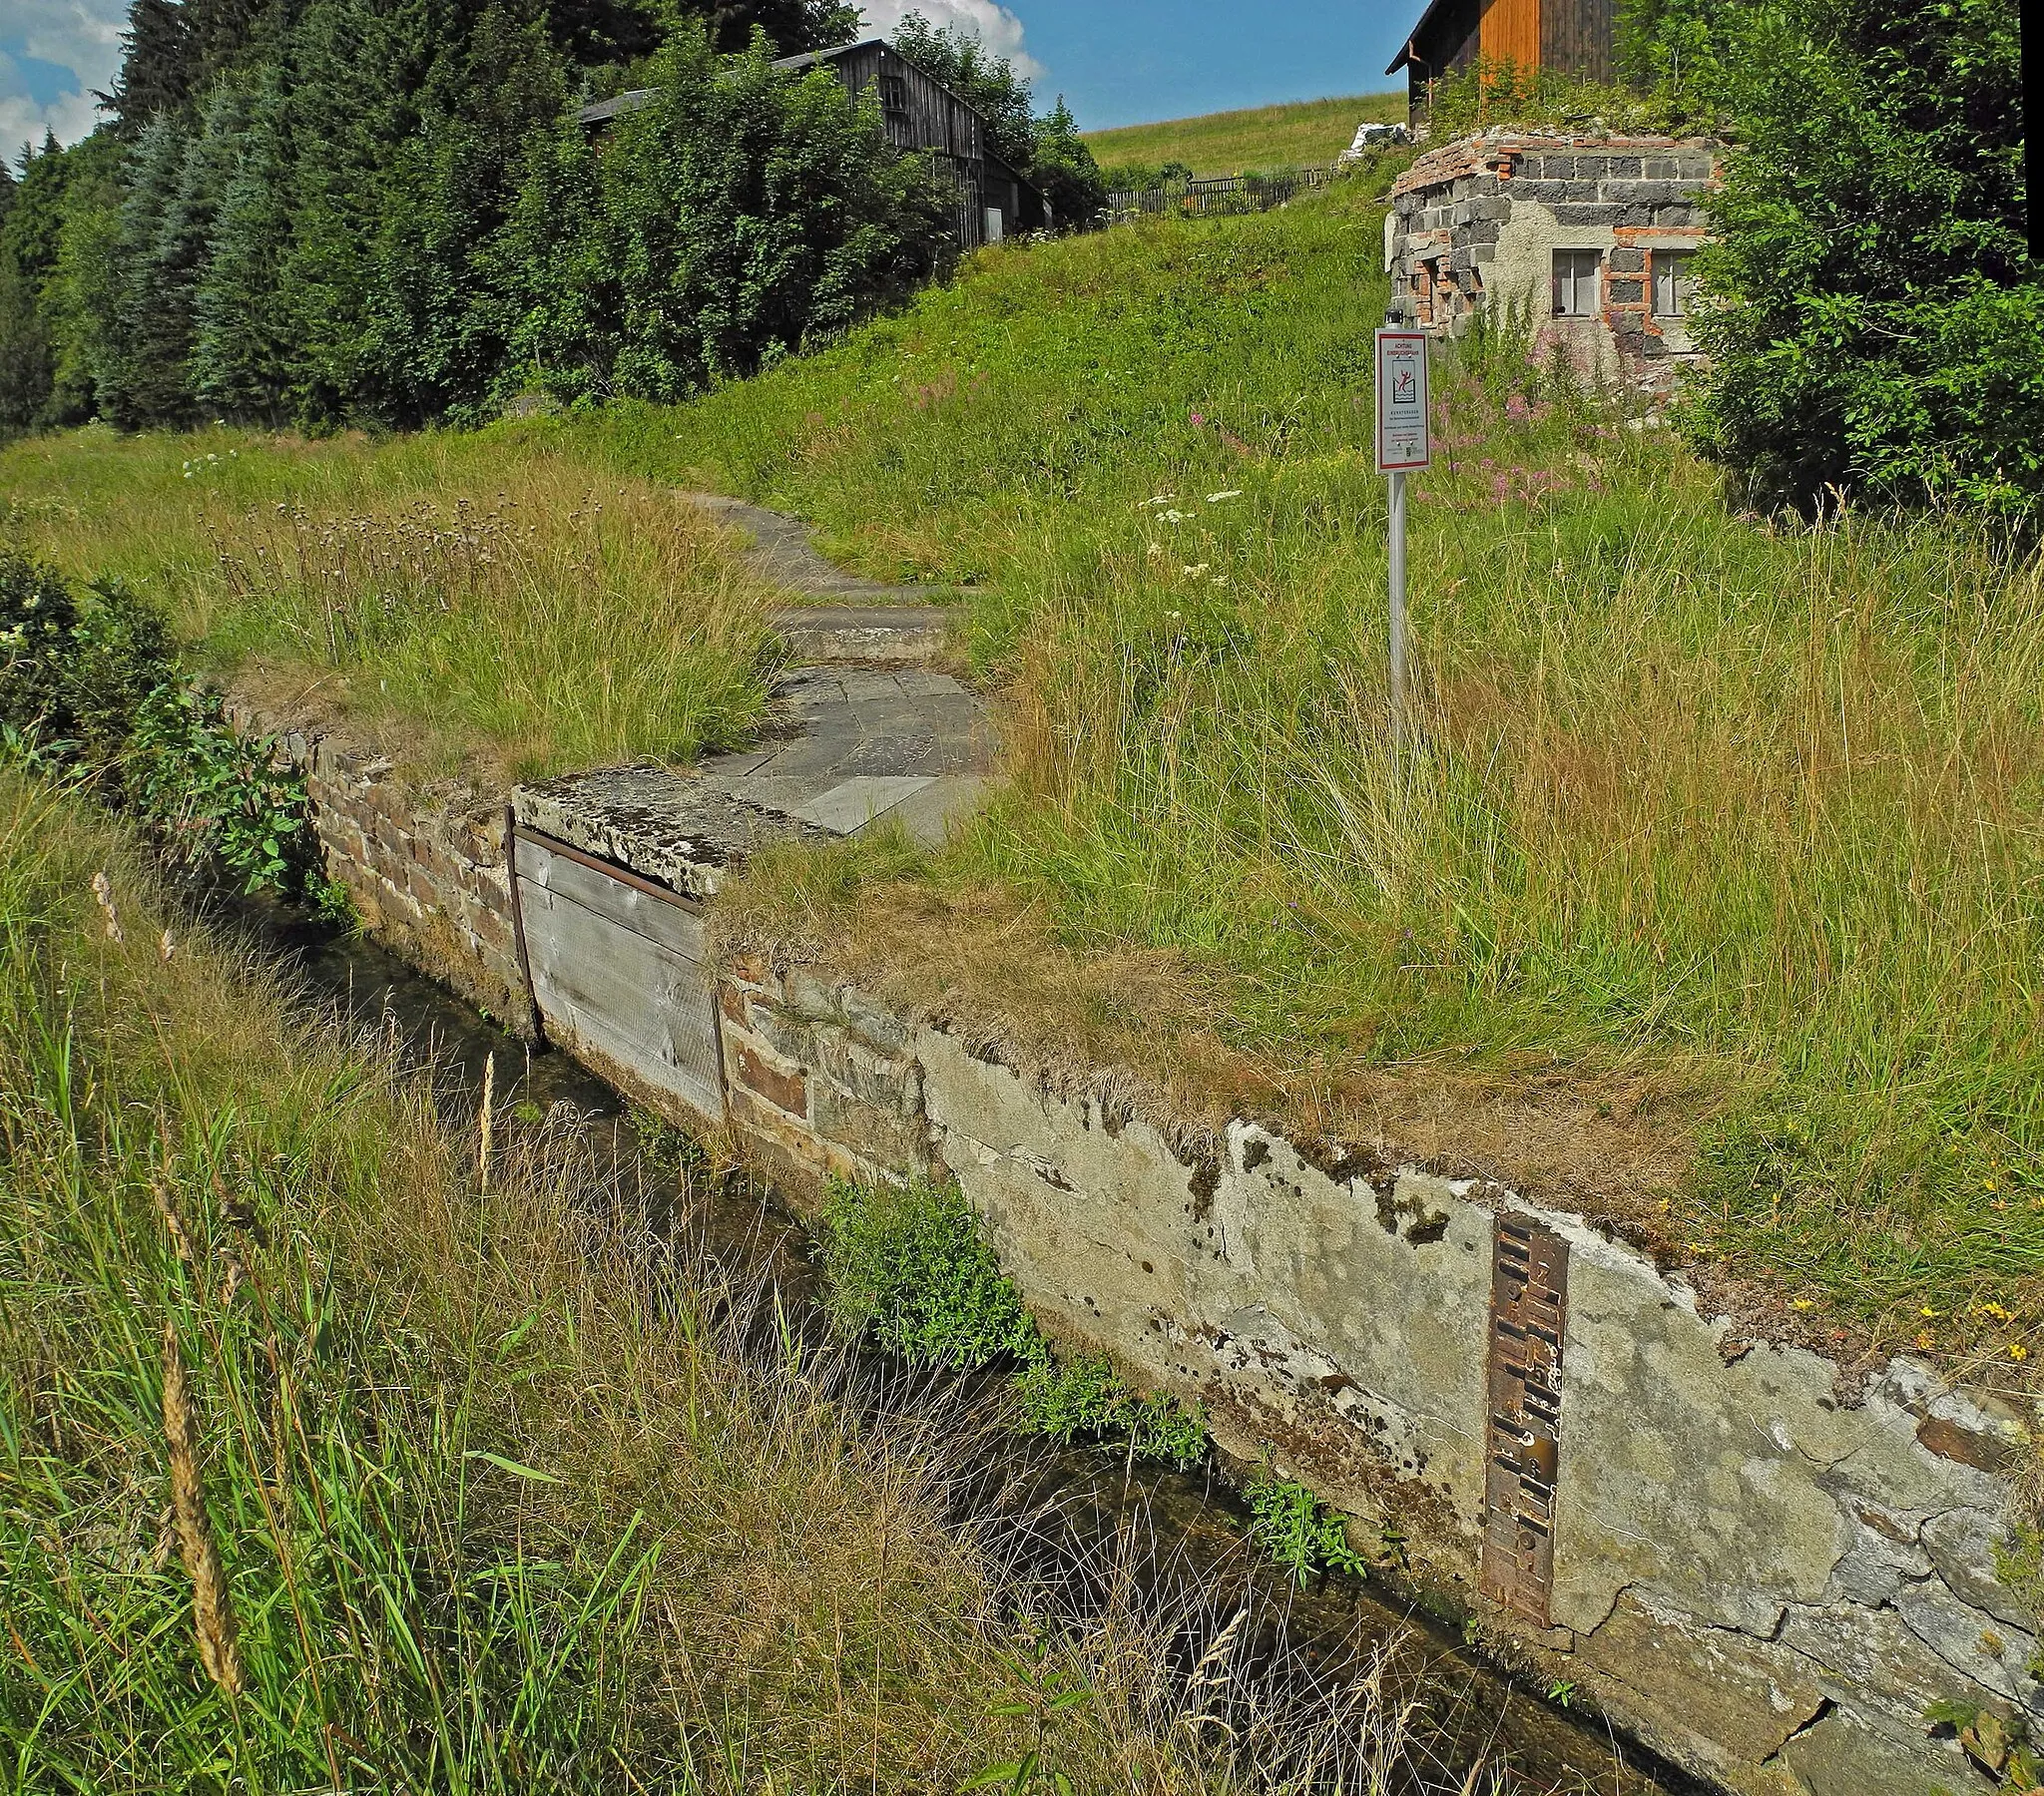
{"left": 1387, "top": 130, "right": 1722, "bottom": 395}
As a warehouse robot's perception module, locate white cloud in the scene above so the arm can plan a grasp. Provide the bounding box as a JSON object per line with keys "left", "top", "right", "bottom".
{"left": 0, "top": 64, "right": 105, "bottom": 157}
{"left": 0, "top": 0, "right": 124, "bottom": 148}
{"left": 859, "top": 0, "right": 1045, "bottom": 81}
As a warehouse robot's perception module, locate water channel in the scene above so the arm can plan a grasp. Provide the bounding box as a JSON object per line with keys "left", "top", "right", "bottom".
{"left": 213, "top": 885, "right": 1713, "bottom": 1796}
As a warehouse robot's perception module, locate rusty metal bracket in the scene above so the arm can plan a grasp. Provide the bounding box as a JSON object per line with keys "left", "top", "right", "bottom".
{"left": 1481, "top": 1213, "right": 1569, "bottom": 1625}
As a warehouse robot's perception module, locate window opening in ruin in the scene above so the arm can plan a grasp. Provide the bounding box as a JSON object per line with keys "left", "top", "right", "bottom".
{"left": 1653, "top": 249, "right": 1697, "bottom": 317}
{"left": 1552, "top": 248, "right": 1602, "bottom": 317}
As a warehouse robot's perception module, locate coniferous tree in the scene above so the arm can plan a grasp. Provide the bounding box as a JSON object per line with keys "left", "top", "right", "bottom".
{"left": 193, "top": 71, "right": 295, "bottom": 416}
{"left": 103, "top": 0, "right": 198, "bottom": 131}
{"left": 0, "top": 138, "right": 74, "bottom": 426}
{"left": 44, "top": 131, "right": 130, "bottom": 422}
{"left": 279, "top": 0, "right": 438, "bottom": 420}
{"left": 375, "top": 6, "right": 570, "bottom": 418}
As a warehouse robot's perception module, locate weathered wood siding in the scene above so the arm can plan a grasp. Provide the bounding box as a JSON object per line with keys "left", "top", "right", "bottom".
{"left": 1541, "top": 0, "right": 1614, "bottom": 81}
{"left": 1479, "top": 0, "right": 1542, "bottom": 70}
{"left": 514, "top": 830, "right": 726, "bottom": 1125}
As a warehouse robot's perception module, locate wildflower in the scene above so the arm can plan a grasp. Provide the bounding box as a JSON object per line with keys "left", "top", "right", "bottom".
{"left": 1212, "top": 576, "right": 1229, "bottom": 586}
{"left": 1160, "top": 509, "right": 1189, "bottom": 524}
{"left": 2011, "top": 1343, "right": 2029, "bottom": 1361}
{"left": 1207, "top": 490, "right": 1243, "bottom": 503}
{"left": 1919, "top": 1305, "right": 1942, "bottom": 1319}
{"left": 1147, "top": 494, "right": 1178, "bottom": 506}
{"left": 1191, "top": 411, "right": 1206, "bottom": 427}
{"left": 1147, "top": 542, "right": 1168, "bottom": 561}
{"left": 1183, "top": 563, "right": 1210, "bottom": 578}
{"left": 1791, "top": 1298, "right": 1814, "bottom": 1311}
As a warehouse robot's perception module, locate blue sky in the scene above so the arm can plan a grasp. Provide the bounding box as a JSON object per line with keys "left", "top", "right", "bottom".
{"left": 3, "top": 0, "right": 1415, "bottom": 154}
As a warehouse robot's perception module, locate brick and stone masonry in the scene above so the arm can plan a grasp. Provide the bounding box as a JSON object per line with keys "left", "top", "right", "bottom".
{"left": 1387, "top": 128, "right": 1723, "bottom": 394}
{"left": 227, "top": 694, "right": 534, "bottom": 1035}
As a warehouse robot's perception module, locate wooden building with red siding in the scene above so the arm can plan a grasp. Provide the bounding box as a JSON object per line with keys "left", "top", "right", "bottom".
{"left": 1386, "top": 0, "right": 1616, "bottom": 124}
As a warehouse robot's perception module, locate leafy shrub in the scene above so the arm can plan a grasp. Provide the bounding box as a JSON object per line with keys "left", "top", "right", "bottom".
{"left": 0, "top": 549, "right": 315, "bottom": 895}
{"left": 817, "top": 1174, "right": 1208, "bottom": 1465}
{"left": 1683, "top": 0, "right": 2037, "bottom": 524}
{"left": 0, "top": 548, "right": 80, "bottom": 749}
{"left": 1013, "top": 1352, "right": 1209, "bottom": 1469}
{"left": 819, "top": 1173, "right": 1038, "bottom": 1368}
{"left": 505, "top": 26, "right": 951, "bottom": 406}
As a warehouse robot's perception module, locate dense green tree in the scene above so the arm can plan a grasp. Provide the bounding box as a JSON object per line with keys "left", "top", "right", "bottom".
{"left": 504, "top": 25, "right": 946, "bottom": 402}
{"left": 375, "top": 7, "right": 571, "bottom": 418}
{"left": 103, "top": 0, "right": 198, "bottom": 131}
{"left": 277, "top": 0, "right": 440, "bottom": 420}
{"left": 887, "top": 14, "right": 1103, "bottom": 224}
{"left": 43, "top": 131, "right": 130, "bottom": 423}
{"left": 699, "top": 0, "right": 857, "bottom": 55}
{"left": 1686, "top": 0, "right": 2037, "bottom": 521}
{"left": 193, "top": 72, "right": 296, "bottom": 416}
{"left": 1026, "top": 97, "right": 1105, "bottom": 228}
{"left": 0, "top": 137, "right": 77, "bottom": 427}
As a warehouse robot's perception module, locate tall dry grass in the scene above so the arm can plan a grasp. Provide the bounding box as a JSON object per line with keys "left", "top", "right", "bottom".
{"left": 0, "top": 430, "right": 782, "bottom": 778}
{"left": 0, "top": 771, "right": 1515, "bottom": 1794}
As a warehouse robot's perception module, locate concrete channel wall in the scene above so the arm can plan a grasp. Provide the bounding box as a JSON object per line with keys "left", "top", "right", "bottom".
{"left": 259, "top": 709, "right": 2039, "bottom": 1796}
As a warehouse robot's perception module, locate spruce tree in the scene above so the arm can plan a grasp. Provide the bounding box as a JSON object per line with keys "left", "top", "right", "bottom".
{"left": 194, "top": 72, "right": 295, "bottom": 417}
{"left": 0, "top": 139, "right": 74, "bottom": 426}
{"left": 375, "top": 5, "right": 571, "bottom": 419}
{"left": 103, "top": 0, "right": 198, "bottom": 132}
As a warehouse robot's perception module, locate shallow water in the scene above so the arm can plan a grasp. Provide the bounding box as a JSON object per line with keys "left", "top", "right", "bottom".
{"left": 210, "top": 885, "right": 1708, "bottom": 1796}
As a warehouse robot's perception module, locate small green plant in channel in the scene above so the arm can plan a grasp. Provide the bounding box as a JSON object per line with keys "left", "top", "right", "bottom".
{"left": 1243, "top": 1464, "right": 1371, "bottom": 1586}
{"left": 1013, "top": 1350, "right": 1209, "bottom": 1470}
{"left": 819, "top": 1173, "right": 1038, "bottom": 1368}
{"left": 963, "top": 1632, "right": 1096, "bottom": 1796}
{"left": 818, "top": 1176, "right": 1209, "bottom": 1465}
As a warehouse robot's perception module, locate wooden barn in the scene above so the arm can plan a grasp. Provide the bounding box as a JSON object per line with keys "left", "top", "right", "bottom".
{"left": 575, "top": 39, "right": 1048, "bottom": 252}
{"left": 1385, "top": 0, "right": 1614, "bottom": 123}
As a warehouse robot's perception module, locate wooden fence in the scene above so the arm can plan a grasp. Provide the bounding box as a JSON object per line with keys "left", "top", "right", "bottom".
{"left": 1100, "top": 164, "right": 1343, "bottom": 224}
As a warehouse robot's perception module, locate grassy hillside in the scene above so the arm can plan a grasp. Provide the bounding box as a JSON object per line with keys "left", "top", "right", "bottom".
{"left": 0, "top": 430, "right": 779, "bottom": 779}
{"left": 1083, "top": 92, "right": 1407, "bottom": 178}
{"left": 547, "top": 181, "right": 2044, "bottom": 1368}
{"left": 7, "top": 170, "right": 2042, "bottom": 1367}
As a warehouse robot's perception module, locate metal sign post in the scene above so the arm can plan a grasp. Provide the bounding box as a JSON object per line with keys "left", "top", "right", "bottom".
{"left": 1374, "top": 326, "right": 1431, "bottom": 753}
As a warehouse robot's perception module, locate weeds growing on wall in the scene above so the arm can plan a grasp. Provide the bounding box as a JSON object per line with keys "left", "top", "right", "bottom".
{"left": 1242, "top": 1469, "right": 1376, "bottom": 1588}
{"left": 818, "top": 1175, "right": 1209, "bottom": 1470}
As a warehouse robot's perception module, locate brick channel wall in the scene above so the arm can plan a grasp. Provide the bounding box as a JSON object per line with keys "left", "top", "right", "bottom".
{"left": 231, "top": 698, "right": 534, "bottom": 1034}
{"left": 719, "top": 957, "right": 2040, "bottom": 1796}
{"left": 227, "top": 704, "right": 2042, "bottom": 1795}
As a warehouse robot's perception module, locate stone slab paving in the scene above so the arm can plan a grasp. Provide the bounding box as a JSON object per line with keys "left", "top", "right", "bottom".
{"left": 518, "top": 668, "right": 996, "bottom": 867}
{"left": 682, "top": 491, "right": 963, "bottom": 668}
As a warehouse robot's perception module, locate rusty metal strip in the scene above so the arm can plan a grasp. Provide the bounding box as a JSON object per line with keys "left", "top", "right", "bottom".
{"left": 514, "top": 825, "right": 702, "bottom": 913}
{"left": 1480, "top": 1213, "right": 1569, "bottom": 1625}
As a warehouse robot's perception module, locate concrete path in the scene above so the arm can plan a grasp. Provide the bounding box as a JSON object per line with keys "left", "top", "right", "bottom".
{"left": 513, "top": 506, "right": 997, "bottom": 868}
{"left": 682, "top": 492, "right": 961, "bottom": 668}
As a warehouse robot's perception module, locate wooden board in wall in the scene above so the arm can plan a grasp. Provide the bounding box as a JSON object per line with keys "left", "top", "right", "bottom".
{"left": 514, "top": 830, "right": 727, "bottom": 1126}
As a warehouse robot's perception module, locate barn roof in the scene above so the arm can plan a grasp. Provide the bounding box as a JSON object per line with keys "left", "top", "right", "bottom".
{"left": 1385, "top": 0, "right": 1462, "bottom": 73}
{"left": 770, "top": 37, "right": 889, "bottom": 72}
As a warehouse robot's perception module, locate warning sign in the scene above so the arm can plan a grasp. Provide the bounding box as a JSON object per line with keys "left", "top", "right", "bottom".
{"left": 1374, "top": 328, "right": 1431, "bottom": 473}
